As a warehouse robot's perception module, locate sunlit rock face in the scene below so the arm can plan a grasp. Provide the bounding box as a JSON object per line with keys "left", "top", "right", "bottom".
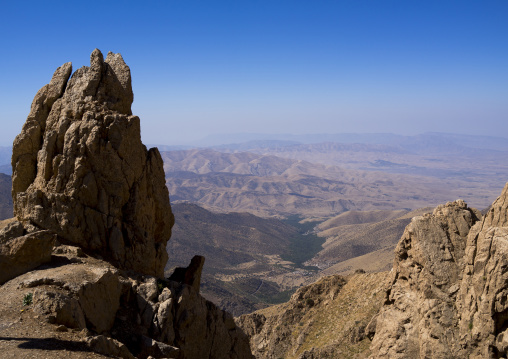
{"left": 370, "top": 182, "right": 508, "bottom": 359}
{"left": 11, "top": 49, "right": 174, "bottom": 277}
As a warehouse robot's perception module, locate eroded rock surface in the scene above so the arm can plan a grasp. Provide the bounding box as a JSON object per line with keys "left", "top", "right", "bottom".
{"left": 0, "top": 221, "right": 56, "bottom": 284}
{"left": 12, "top": 49, "right": 173, "bottom": 277}
{"left": 370, "top": 184, "right": 508, "bottom": 359}
{"left": 455, "top": 183, "right": 508, "bottom": 358}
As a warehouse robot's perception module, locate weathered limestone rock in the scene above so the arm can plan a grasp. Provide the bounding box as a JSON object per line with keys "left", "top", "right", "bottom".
{"left": 370, "top": 183, "right": 508, "bottom": 359}
{"left": 119, "top": 257, "right": 254, "bottom": 359}
{"left": 11, "top": 49, "right": 173, "bottom": 277}
{"left": 0, "top": 221, "right": 56, "bottom": 284}
{"left": 455, "top": 183, "right": 508, "bottom": 358}
{"left": 23, "top": 262, "right": 122, "bottom": 333}
{"left": 369, "top": 200, "right": 480, "bottom": 358}
{"left": 3, "top": 49, "right": 254, "bottom": 359}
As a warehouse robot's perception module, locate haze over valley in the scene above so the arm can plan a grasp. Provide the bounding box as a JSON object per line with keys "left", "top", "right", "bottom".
{"left": 3, "top": 131, "right": 505, "bottom": 316}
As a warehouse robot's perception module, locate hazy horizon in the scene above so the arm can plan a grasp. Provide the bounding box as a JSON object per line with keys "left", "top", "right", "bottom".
{"left": 1, "top": 1, "right": 507, "bottom": 146}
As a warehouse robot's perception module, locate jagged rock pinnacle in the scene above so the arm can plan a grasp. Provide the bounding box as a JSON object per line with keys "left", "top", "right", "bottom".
{"left": 11, "top": 49, "right": 174, "bottom": 276}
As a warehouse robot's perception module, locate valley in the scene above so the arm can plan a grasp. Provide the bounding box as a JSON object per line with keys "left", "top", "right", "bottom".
{"left": 1, "top": 132, "right": 507, "bottom": 317}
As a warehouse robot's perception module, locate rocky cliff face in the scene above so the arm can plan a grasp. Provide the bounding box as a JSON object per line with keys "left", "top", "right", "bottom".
{"left": 0, "top": 49, "right": 253, "bottom": 359}
{"left": 11, "top": 49, "right": 172, "bottom": 277}
{"left": 370, "top": 183, "right": 508, "bottom": 358}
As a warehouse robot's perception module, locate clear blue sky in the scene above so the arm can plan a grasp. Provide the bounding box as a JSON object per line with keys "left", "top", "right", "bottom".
{"left": 1, "top": 0, "right": 507, "bottom": 146}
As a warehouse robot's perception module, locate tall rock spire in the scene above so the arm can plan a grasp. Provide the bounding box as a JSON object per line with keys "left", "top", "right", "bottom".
{"left": 11, "top": 49, "right": 174, "bottom": 277}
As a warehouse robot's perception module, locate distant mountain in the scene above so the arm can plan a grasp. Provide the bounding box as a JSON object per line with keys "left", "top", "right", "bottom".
{"left": 162, "top": 149, "right": 499, "bottom": 217}
{"left": 0, "top": 146, "right": 11, "bottom": 175}
{"left": 196, "top": 132, "right": 508, "bottom": 152}
{"left": 0, "top": 164, "right": 11, "bottom": 175}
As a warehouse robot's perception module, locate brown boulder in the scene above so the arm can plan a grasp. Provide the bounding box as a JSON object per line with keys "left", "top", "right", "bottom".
{"left": 0, "top": 221, "right": 56, "bottom": 284}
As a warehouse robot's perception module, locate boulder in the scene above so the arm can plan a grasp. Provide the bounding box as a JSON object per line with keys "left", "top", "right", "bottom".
{"left": 86, "top": 335, "right": 135, "bottom": 359}
{"left": 0, "top": 221, "right": 56, "bottom": 284}
{"left": 23, "top": 262, "right": 122, "bottom": 333}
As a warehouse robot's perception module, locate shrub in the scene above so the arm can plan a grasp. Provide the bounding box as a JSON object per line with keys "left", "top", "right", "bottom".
{"left": 23, "top": 293, "right": 33, "bottom": 306}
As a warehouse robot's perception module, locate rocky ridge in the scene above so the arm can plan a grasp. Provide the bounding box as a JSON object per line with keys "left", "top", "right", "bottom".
{"left": 0, "top": 49, "right": 253, "bottom": 359}
{"left": 370, "top": 182, "right": 508, "bottom": 358}
{"left": 11, "top": 49, "right": 172, "bottom": 277}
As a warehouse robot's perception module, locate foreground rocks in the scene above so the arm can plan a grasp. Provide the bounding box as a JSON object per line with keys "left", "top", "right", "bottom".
{"left": 0, "top": 246, "right": 253, "bottom": 358}
{"left": 370, "top": 183, "right": 508, "bottom": 358}
{"left": 238, "top": 184, "right": 508, "bottom": 359}
{"left": 0, "top": 49, "right": 253, "bottom": 359}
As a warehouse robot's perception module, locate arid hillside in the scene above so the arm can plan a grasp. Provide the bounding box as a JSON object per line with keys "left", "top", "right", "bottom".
{"left": 307, "top": 208, "right": 433, "bottom": 271}
{"left": 237, "top": 271, "right": 390, "bottom": 359}
{"left": 165, "top": 203, "right": 433, "bottom": 316}
{"left": 166, "top": 203, "right": 323, "bottom": 315}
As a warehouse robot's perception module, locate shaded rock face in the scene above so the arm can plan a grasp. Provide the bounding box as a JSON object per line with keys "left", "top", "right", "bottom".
{"left": 370, "top": 183, "right": 508, "bottom": 358}
{"left": 11, "top": 49, "right": 173, "bottom": 277}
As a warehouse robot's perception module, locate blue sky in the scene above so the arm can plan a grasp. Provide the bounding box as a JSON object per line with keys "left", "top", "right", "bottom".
{"left": 1, "top": 1, "right": 507, "bottom": 145}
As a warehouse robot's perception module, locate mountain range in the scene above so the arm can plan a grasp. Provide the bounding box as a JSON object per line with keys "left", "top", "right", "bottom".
{"left": 162, "top": 148, "right": 500, "bottom": 218}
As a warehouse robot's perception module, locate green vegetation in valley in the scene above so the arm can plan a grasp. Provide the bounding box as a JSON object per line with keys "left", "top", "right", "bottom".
{"left": 280, "top": 215, "right": 325, "bottom": 268}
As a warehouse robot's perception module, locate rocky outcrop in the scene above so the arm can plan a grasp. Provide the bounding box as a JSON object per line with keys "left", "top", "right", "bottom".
{"left": 370, "top": 183, "right": 508, "bottom": 358}
{"left": 455, "top": 183, "right": 508, "bottom": 358}
{"left": 9, "top": 248, "right": 252, "bottom": 359}
{"left": 11, "top": 49, "right": 173, "bottom": 277}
